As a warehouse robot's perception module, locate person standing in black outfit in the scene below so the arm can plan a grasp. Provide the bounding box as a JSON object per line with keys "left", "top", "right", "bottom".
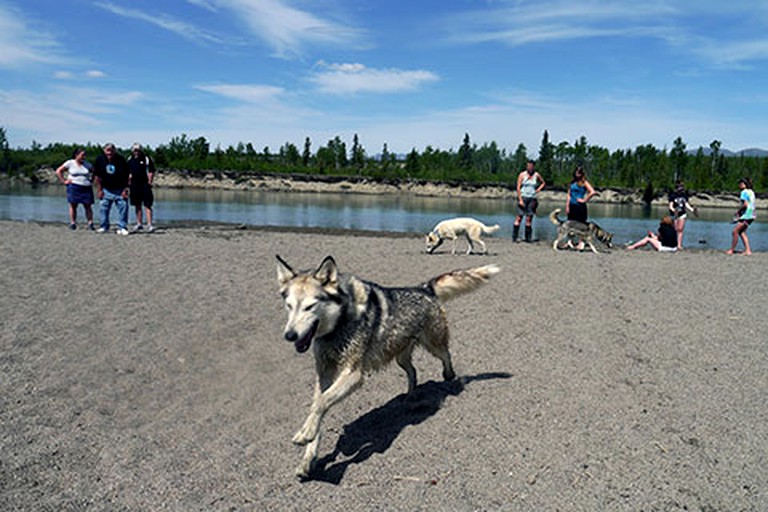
{"left": 93, "top": 142, "right": 131, "bottom": 235}
{"left": 668, "top": 180, "right": 696, "bottom": 250}
{"left": 127, "top": 142, "right": 156, "bottom": 232}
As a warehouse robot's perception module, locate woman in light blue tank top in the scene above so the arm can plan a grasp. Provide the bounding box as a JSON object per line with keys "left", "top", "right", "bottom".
{"left": 513, "top": 160, "right": 546, "bottom": 242}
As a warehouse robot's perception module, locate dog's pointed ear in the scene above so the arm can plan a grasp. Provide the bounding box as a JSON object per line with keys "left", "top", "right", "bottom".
{"left": 314, "top": 256, "right": 338, "bottom": 286}
{"left": 276, "top": 255, "right": 296, "bottom": 285}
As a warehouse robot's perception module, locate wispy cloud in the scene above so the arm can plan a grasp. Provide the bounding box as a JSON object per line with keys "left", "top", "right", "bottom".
{"left": 309, "top": 62, "right": 439, "bottom": 94}
{"left": 443, "top": 2, "right": 678, "bottom": 46}
{"left": 443, "top": 1, "right": 768, "bottom": 68}
{"left": 206, "top": 0, "right": 367, "bottom": 58}
{"left": 0, "top": 4, "right": 64, "bottom": 67}
{"left": 54, "top": 69, "right": 108, "bottom": 80}
{"left": 95, "top": 1, "right": 222, "bottom": 44}
{"left": 194, "top": 83, "right": 284, "bottom": 103}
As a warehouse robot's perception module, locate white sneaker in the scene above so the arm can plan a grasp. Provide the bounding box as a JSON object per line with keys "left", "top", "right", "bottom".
{"left": 117, "top": 228, "right": 130, "bottom": 236}
{"left": 147, "top": 225, "right": 156, "bottom": 233}
{"left": 96, "top": 227, "right": 108, "bottom": 233}
{"left": 134, "top": 224, "right": 144, "bottom": 232}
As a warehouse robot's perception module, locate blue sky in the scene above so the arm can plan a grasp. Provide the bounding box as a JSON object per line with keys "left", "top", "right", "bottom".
{"left": 1, "top": 1, "right": 768, "bottom": 156}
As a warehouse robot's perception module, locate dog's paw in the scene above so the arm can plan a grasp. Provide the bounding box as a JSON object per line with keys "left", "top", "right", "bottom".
{"left": 292, "top": 423, "right": 318, "bottom": 445}
{"left": 295, "top": 459, "right": 314, "bottom": 479}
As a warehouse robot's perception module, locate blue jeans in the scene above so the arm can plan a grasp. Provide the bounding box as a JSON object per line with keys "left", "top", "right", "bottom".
{"left": 99, "top": 189, "right": 128, "bottom": 230}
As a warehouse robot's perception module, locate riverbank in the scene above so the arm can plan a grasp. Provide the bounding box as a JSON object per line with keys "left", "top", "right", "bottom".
{"left": 2, "top": 221, "right": 766, "bottom": 510}
{"left": 11, "top": 167, "right": 759, "bottom": 210}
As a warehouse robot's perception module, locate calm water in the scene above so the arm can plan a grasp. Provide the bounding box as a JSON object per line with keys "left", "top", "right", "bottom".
{"left": 1, "top": 183, "right": 765, "bottom": 251}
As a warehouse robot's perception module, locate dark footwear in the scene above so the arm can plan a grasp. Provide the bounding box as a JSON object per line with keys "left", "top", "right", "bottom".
{"left": 87, "top": 223, "right": 96, "bottom": 231}
{"left": 69, "top": 223, "right": 77, "bottom": 230}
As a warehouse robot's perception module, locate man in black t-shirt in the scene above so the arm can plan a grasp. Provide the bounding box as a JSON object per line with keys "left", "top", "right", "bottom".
{"left": 127, "top": 142, "right": 156, "bottom": 232}
{"left": 93, "top": 142, "right": 130, "bottom": 235}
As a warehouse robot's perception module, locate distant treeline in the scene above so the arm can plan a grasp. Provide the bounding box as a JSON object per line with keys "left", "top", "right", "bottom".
{"left": 2, "top": 127, "right": 766, "bottom": 195}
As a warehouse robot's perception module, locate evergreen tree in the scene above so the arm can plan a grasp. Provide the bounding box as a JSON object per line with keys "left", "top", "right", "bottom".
{"left": 0, "top": 127, "right": 10, "bottom": 173}
{"left": 302, "top": 137, "right": 312, "bottom": 167}
{"left": 512, "top": 143, "right": 528, "bottom": 174}
{"left": 458, "top": 132, "right": 473, "bottom": 169}
{"left": 351, "top": 133, "right": 366, "bottom": 173}
{"left": 671, "top": 136, "right": 687, "bottom": 183}
{"left": 405, "top": 148, "right": 420, "bottom": 176}
{"left": 538, "top": 130, "right": 554, "bottom": 182}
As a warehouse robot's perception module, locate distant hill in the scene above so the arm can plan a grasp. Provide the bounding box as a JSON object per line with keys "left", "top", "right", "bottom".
{"left": 689, "top": 147, "right": 768, "bottom": 157}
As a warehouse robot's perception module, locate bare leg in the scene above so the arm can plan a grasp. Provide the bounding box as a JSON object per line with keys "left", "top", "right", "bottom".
{"left": 741, "top": 230, "right": 752, "bottom": 255}
{"left": 727, "top": 223, "right": 746, "bottom": 254}
{"left": 676, "top": 217, "right": 686, "bottom": 249}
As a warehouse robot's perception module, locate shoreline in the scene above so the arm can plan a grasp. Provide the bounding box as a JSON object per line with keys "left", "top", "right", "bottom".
{"left": 8, "top": 167, "right": 758, "bottom": 210}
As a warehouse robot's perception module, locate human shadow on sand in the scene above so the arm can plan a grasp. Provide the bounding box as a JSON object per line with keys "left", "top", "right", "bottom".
{"left": 306, "top": 371, "right": 512, "bottom": 484}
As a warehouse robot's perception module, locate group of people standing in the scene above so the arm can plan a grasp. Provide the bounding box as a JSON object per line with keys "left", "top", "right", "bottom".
{"left": 55, "top": 142, "right": 156, "bottom": 234}
{"left": 512, "top": 160, "right": 757, "bottom": 254}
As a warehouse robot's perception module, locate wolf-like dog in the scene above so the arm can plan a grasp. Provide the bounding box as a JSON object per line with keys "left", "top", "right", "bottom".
{"left": 276, "top": 255, "right": 499, "bottom": 478}
{"left": 549, "top": 209, "right": 614, "bottom": 254}
{"left": 425, "top": 217, "right": 500, "bottom": 255}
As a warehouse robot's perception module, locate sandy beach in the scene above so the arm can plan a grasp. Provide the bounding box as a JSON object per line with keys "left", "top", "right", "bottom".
{"left": 2, "top": 220, "right": 767, "bottom": 510}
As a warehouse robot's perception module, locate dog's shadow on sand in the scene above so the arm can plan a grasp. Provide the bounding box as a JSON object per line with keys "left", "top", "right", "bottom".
{"left": 306, "top": 371, "right": 512, "bottom": 484}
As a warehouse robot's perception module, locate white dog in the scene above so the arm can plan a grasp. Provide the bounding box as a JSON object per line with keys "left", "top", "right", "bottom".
{"left": 425, "top": 217, "right": 500, "bottom": 255}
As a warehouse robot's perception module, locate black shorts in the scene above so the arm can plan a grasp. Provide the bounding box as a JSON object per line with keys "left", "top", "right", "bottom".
{"left": 517, "top": 197, "right": 538, "bottom": 216}
{"left": 130, "top": 184, "right": 154, "bottom": 208}
{"left": 567, "top": 202, "right": 588, "bottom": 223}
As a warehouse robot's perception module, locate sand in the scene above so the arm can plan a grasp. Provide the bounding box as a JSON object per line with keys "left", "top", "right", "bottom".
{"left": 1, "top": 220, "right": 767, "bottom": 511}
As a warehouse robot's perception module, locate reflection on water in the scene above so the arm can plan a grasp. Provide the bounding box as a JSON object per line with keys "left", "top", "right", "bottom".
{"left": 1, "top": 182, "right": 765, "bottom": 251}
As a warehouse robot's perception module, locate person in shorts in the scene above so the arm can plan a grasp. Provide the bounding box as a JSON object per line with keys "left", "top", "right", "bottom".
{"left": 127, "top": 142, "right": 156, "bottom": 232}
{"left": 513, "top": 160, "right": 546, "bottom": 242}
{"left": 726, "top": 177, "right": 756, "bottom": 255}
{"left": 668, "top": 180, "right": 696, "bottom": 250}
{"left": 55, "top": 148, "right": 95, "bottom": 230}
{"left": 626, "top": 216, "right": 678, "bottom": 252}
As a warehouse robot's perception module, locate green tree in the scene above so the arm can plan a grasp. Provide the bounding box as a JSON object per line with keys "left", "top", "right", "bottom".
{"left": 405, "top": 148, "right": 420, "bottom": 177}
{"left": 351, "top": 133, "right": 366, "bottom": 173}
{"left": 302, "top": 137, "right": 312, "bottom": 167}
{"left": 671, "top": 136, "right": 687, "bottom": 183}
{"left": 538, "top": 130, "right": 554, "bottom": 182}
{"left": 458, "top": 132, "right": 473, "bottom": 169}
{"left": 0, "top": 126, "right": 10, "bottom": 173}
{"left": 512, "top": 143, "right": 528, "bottom": 175}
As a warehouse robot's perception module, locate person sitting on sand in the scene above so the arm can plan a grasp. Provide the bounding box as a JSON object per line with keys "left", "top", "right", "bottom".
{"left": 627, "top": 216, "right": 677, "bottom": 252}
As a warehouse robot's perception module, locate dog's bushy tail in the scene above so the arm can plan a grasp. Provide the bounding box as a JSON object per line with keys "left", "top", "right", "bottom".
{"left": 483, "top": 223, "right": 501, "bottom": 234}
{"left": 549, "top": 209, "right": 562, "bottom": 225}
{"left": 430, "top": 264, "right": 500, "bottom": 302}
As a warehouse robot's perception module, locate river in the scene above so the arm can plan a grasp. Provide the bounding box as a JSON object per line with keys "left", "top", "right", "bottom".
{"left": 1, "top": 183, "right": 764, "bottom": 252}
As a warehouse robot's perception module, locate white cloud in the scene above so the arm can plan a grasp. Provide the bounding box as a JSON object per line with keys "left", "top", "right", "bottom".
{"left": 0, "top": 4, "right": 64, "bottom": 67}
{"left": 54, "top": 69, "right": 108, "bottom": 80}
{"left": 194, "top": 83, "right": 284, "bottom": 103}
{"left": 95, "top": 1, "right": 222, "bottom": 44}
{"left": 53, "top": 71, "right": 75, "bottom": 80}
{"left": 207, "top": 0, "right": 367, "bottom": 58}
{"left": 310, "top": 62, "right": 439, "bottom": 95}
{"left": 443, "top": 1, "right": 768, "bottom": 69}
